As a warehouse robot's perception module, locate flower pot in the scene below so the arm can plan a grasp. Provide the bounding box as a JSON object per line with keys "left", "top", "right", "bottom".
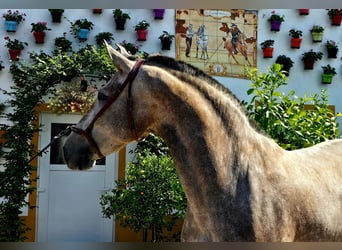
{"left": 270, "top": 20, "right": 282, "bottom": 31}
{"left": 33, "top": 31, "right": 46, "bottom": 44}
{"left": 161, "top": 39, "right": 172, "bottom": 50}
{"left": 303, "top": 58, "right": 315, "bottom": 70}
{"left": 136, "top": 29, "right": 148, "bottom": 41}
{"left": 311, "top": 32, "right": 323, "bottom": 42}
{"left": 299, "top": 9, "right": 310, "bottom": 15}
{"left": 322, "top": 73, "right": 334, "bottom": 84}
{"left": 50, "top": 11, "right": 63, "bottom": 23}
{"left": 291, "top": 38, "right": 302, "bottom": 49}
{"left": 262, "top": 47, "right": 274, "bottom": 58}
{"left": 331, "top": 15, "right": 342, "bottom": 26}
{"left": 5, "top": 20, "right": 18, "bottom": 32}
{"left": 327, "top": 47, "right": 338, "bottom": 58}
{"left": 8, "top": 49, "right": 21, "bottom": 61}
{"left": 153, "top": 9, "right": 165, "bottom": 19}
{"left": 92, "top": 9, "right": 102, "bottom": 14}
{"left": 78, "top": 28, "right": 90, "bottom": 41}
{"left": 115, "top": 18, "right": 127, "bottom": 30}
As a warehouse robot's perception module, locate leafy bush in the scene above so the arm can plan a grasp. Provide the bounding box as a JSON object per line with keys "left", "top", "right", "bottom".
{"left": 246, "top": 64, "right": 340, "bottom": 150}
{"left": 100, "top": 134, "right": 186, "bottom": 242}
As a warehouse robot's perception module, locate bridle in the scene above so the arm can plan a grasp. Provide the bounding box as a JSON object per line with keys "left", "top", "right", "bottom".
{"left": 70, "top": 59, "right": 145, "bottom": 159}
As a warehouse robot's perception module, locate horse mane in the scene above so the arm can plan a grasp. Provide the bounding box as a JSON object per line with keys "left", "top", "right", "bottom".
{"left": 144, "top": 55, "right": 264, "bottom": 134}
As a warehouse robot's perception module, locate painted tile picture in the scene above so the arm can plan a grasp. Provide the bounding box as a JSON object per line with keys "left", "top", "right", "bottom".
{"left": 175, "top": 9, "right": 258, "bottom": 78}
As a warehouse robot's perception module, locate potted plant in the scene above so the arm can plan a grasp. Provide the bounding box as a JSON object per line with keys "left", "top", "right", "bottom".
{"left": 2, "top": 9, "right": 26, "bottom": 32}
{"left": 112, "top": 9, "right": 130, "bottom": 30}
{"left": 321, "top": 64, "right": 337, "bottom": 84}
{"left": 324, "top": 40, "right": 339, "bottom": 58}
{"left": 260, "top": 39, "right": 274, "bottom": 58}
{"left": 69, "top": 18, "right": 94, "bottom": 41}
{"left": 267, "top": 10, "right": 285, "bottom": 32}
{"left": 298, "top": 9, "right": 310, "bottom": 15}
{"left": 327, "top": 9, "right": 342, "bottom": 26}
{"left": 301, "top": 50, "right": 323, "bottom": 70}
{"left": 95, "top": 32, "right": 114, "bottom": 47}
{"left": 4, "top": 36, "right": 28, "bottom": 60}
{"left": 158, "top": 31, "right": 175, "bottom": 50}
{"left": 48, "top": 9, "right": 64, "bottom": 23}
{"left": 134, "top": 20, "right": 150, "bottom": 41}
{"left": 310, "top": 25, "right": 324, "bottom": 42}
{"left": 31, "top": 21, "right": 51, "bottom": 44}
{"left": 153, "top": 9, "right": 165, "bottom": 19}
{"left": 275, "top": 55, "right": 294, "bottom": 76}
{"left": 49, "top": 80, "right": 97, "bottom": 114}
{"left": 54, "top": 34, "right": 72, "bottom": 53}
{"left": 288, "top": 29, "right": 303, "bottom": 49}
{"left": 119, "top": 40, "right": 141, "bottom": 55}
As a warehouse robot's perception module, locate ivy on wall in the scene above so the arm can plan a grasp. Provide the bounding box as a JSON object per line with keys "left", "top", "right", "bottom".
{"left": 0, "top": 45, "right": 116, "bottom": 241}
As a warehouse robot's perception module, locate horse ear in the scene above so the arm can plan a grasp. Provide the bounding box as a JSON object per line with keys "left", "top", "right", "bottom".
{"left": 105, "top": 41, "right": 134, "bottom": 73}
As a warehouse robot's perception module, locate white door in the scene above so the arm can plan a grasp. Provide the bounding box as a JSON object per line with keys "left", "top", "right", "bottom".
{"left": 37, "top": 112, "right": 117, "bottom": 242}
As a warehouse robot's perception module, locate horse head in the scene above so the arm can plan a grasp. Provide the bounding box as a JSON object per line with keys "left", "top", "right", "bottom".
{"left": 63, "top": 43, "right": 151, "bottom": 170}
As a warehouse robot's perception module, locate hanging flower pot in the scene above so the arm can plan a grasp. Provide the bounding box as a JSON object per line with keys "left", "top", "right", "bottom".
{"left": 262, "top": 47, "right": 274, "bottom": 58}
{"left": 115, "top": 18, "right": 127, "bottom": 30}
{"left": 321, "top": 64, "right": 336, "bottom": 84}
{"left": 153, "top": 9, "right": 165, "bottom": 19}
{"left": 327, "top": 47, "right": 338, "bottom": 58}
{"left": 298, "top": 9, "right": 310, "bottom": 15}
{"left": 136, "top": 29, "right": 148, "bottom": 41}
{"left": 48, "top": 9, "right": 64, "bottom": 23}
{"left": 4, "top": 20, "right": 17, "bottom": 32}
{"left": 267, "top": 11, "right": 285, "bottom": 32}
{"left": 8, "top": 49, "right": 21, "bottom": 60}
{"left": 92, "top": 9, "right": 102, "bottom": 14}
{"left": 290, "top": 38, "right": 302, "bottom": 49}
{"left": 270, "top": 20, "right": 282, "bottom": 31}
{"left": 33, "top": 31, "right": 46, "bottom": 43}
{"left": 159, "top": 31, "right": 174, "bottom": 50}
{"left": 301, "top": 50, "right": 323, "bottom": 70}
{"left": 78, "top": 28, "right": 90, "bottom": 41}
{"left": 275, "top": 55, "right": 294, "bottom": 76}
{"left": 327, "top": 9, "right": 342, "bottom": 26}
{"left": 302, "top": 58, "right": 314, "bottom": 70}
{"left": 310, "top": 25, "right": 324, "bottom": 43}
{"left": 322, "top": 73, "right": 334, "bottom": 84}
{"left": 112, "top": 9, "right": 130, "bottom": 31}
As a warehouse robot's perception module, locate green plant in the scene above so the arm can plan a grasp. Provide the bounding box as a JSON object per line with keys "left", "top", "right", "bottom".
{"left": 30, "top": 21, "right": 51, "bottom": 32}
{"left": 134, "top": 20, "right": 150, "bottom": 30}
{"left": 246, "top": 64, "right": 339, "bottom": 150}
{"left": 54, "top": 35, "right": 73, "bottom": 53}
{"left": 322, "top": 64, "right": 337, "bottom": 75}
{"left": 327, "top": 9, "right": 342, "bottom": 18}
{"left": 2, "top": 9, "right": 26, "bottom": 23}
{"left": 288, "top": 29, "right": 302, "bottom": 38}
{"left": 267, "top": 10, "right": 285, "bottom": 22}
{"left": 260, "top": 39, "right": 274, "bottom": 49}
{"left": 158, "top": 31, "right": 175, "bottom": 41}
{"left": 95, "top": 32, "right": 114, "bottom": 46}
{"left": 100, "top": 134, "right": 186, "bottom": 242}
{"left": 325, "top": 40, "right": 338, "bottom": 49}
{"left": 120, "top": 40, "right": 141, "bottom": 55}
{"left": 112, "top": 9, "right": 130, "bottom": 19}
{"left": 4, "top": 36, "right": 28, "bottom": 50}
{"left": 301, "top": 50, "right": 323, "bottom": 62}
{"left": 310, "top": 25, "right": 324, "bottom": 33}
{"left": 275, "top": 55, "right": 294, "bottom": 76}
{"left": 69, "top": 18, "right": 94, "bottom": 39}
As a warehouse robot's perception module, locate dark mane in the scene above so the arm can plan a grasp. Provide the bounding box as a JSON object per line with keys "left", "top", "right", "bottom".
{"left": 144, "top": 55, "right": 263, "bottom": 133}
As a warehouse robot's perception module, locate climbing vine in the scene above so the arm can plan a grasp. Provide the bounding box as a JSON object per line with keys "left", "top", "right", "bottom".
{"left": 0, "top": 45, "right": 116, "bottom": 241}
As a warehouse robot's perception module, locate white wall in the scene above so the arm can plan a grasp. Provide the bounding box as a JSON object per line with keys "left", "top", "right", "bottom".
{"left": 0, "top": 9, "right": 341, "bottom": 131}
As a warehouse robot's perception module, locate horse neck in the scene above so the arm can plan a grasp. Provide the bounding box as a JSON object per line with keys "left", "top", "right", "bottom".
{"left": 138, "top": 65, "right": 274, "bottom": 202}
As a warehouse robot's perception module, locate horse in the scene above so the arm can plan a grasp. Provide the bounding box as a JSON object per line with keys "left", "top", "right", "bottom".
{"left": 62, "top": 43, "right": 342, "bottom": 242}
{"left": 220, "top": 23, "right": 252, "bottom": 66}
{"left": 196, "top": 25, "right": 209, "bottom": 60}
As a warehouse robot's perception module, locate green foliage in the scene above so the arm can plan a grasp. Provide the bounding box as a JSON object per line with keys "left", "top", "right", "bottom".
{"left": 246, "top": 64, "right": 339, "bottom": 150}
{"left": 0, "top": 45, "right": 116, "bottom": 241}
{"left": 100, "top": 134, "right": 186, "bottom": 242}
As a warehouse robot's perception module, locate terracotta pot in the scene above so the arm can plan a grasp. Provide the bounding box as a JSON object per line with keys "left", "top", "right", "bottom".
{"left": 303, "top": 58, "right": 315, "bottom": 70}
{"left": 33, "top": 31, "right": 46, "bottom": 43}
{"left": 291, "top": 38, "right": 302, "bottom": 49}
{"left": 331, "top": 15, "right": 342, "bottom": 26}
{"left": 8, "top": 49, "right": 21, "bottom": 60}
{"left": 262, "top": 47, "right": 274, "bottom": 58}
{"left": 136, "top": 29, "right": 148, "bottom": 41}
{"left": 299, "top": 9, "right": 310, "bottom": 15}
{"left": 92, "top": 9, "right": 102, "bottom": 14}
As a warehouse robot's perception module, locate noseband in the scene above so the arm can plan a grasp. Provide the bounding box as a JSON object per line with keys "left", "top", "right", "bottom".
{"left": 71, "top": 59, "right": 145, "bottom": 158}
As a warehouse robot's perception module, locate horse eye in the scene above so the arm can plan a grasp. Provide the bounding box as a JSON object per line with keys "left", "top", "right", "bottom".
{"left": 98, "top": 91, "right": 108, "bottom": 101}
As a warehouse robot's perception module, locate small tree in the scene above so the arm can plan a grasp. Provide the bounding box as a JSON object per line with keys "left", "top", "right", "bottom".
{"left": 100, "top": 134, "right": 186, "bottom": 242}
{"left": 246, "top": 64, "right": 340, "bottom": 150}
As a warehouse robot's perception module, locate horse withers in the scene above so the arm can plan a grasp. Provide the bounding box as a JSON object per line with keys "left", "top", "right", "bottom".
{"left": 63, "top": 43, "right": 342, "bottom": 241}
